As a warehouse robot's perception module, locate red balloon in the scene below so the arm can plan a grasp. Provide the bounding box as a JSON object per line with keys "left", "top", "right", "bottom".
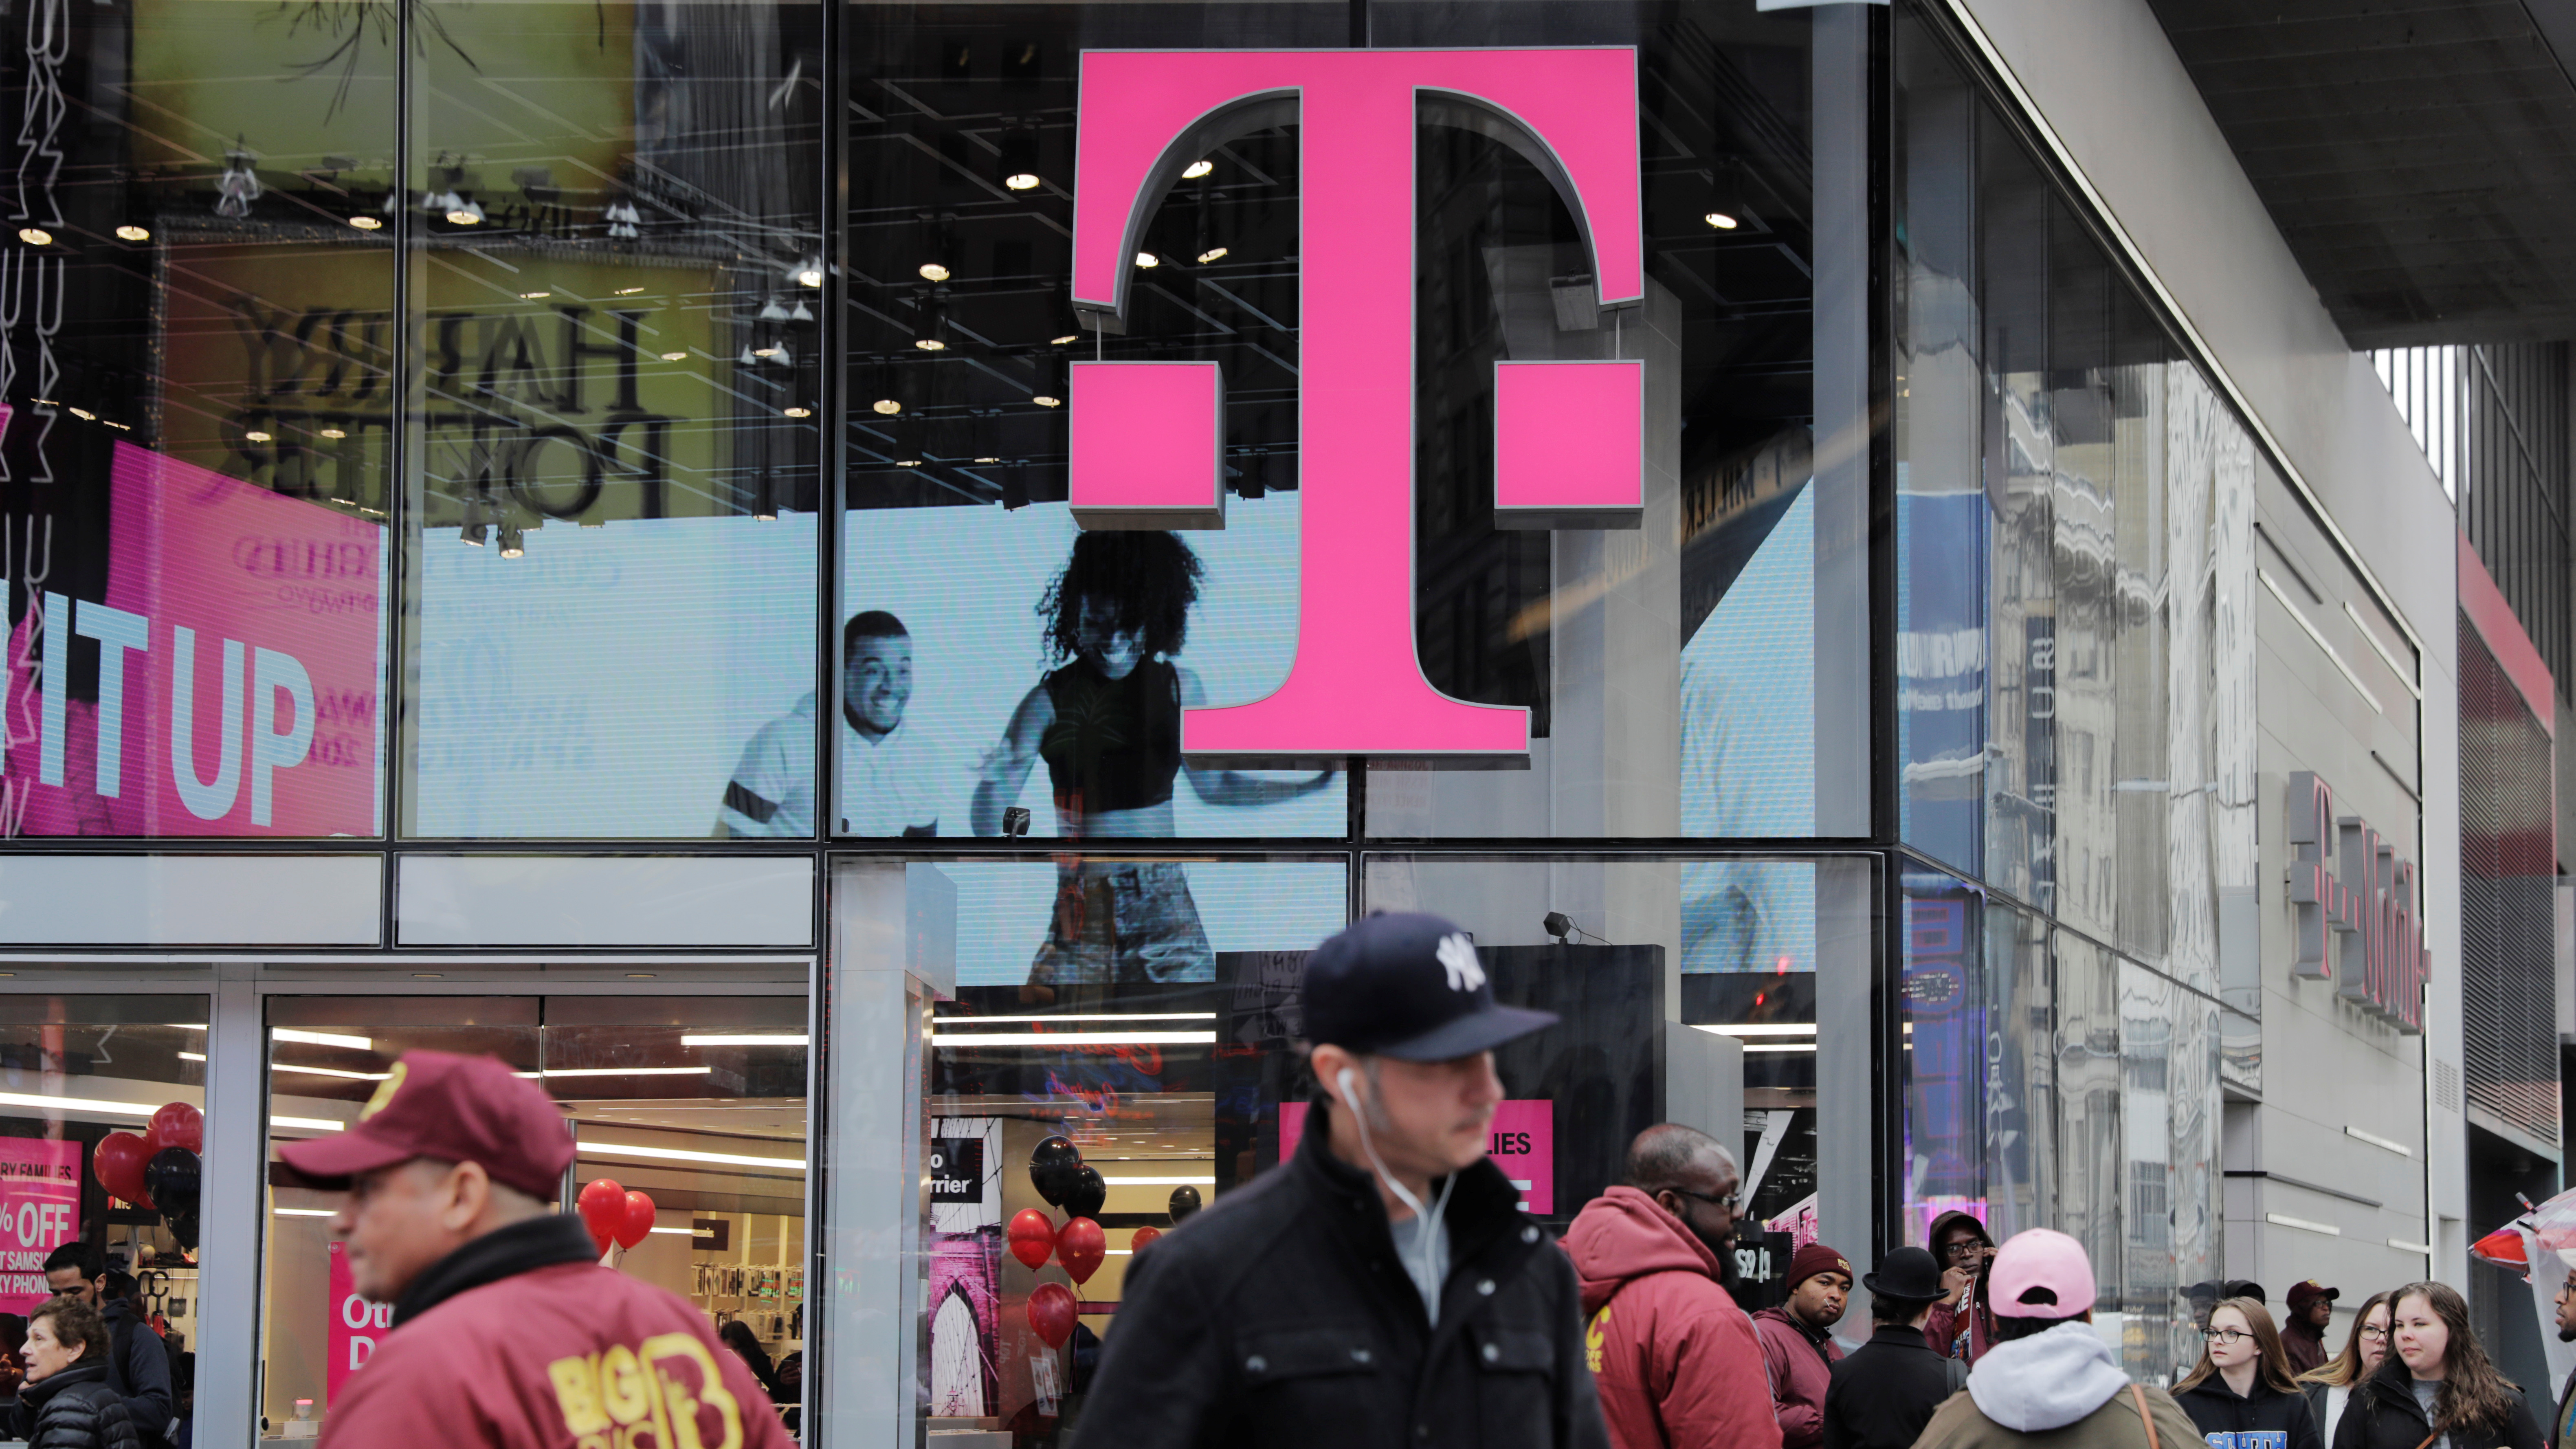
{"left": 576, "top": 1178, "right": 626, "bottom": 1254}
{"left": 1026, "top": 1282, "right": 1077, "bottom": 1348}
{"left": 1129, "top": 1225, "right": 1162, "bottom": 1255}
{"left": 93, "top": 1133, "right": 154, "bottom": 1209}
{"left": 617, "top": 1190, "right": 656, "bottom": 1250}
{"left": 1007, "top": 1208, "right": 1057, "bottom": 1270}
{"left": 146, "top": 1102, "right": 203, "bottom": 1156}
{"left": 1056, "top": 1216, "right": 1106, "bottom": 1285}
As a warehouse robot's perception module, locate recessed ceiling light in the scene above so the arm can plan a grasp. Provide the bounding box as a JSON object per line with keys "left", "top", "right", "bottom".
{"left": 319, "top": 427, "right": 347, "bottom": 440}
{"left": 1135, "top": 252, "right": 1158, "bottom": 268}
{"left": 919, "top": 262, "right": 950, "bottom": 283}
{"left": 1703, "top": 211, "right": 1739, "bottom": 231}
{"left": 1052, "top": 334, "right": 1080, "bottom": 345}
{"left": 115, "top": 225, "right": 148, "bottom": 242}
{"left": 661, "top": 351, "right": 688, "bottom": 361}
{"left": 1183, "top": 159, "right": 1213, "bottom": 179}
{"left": 349, "top": 215, "right": 382, "bottom": 231}
{"left": 521, "top": 290, "right": 551, "bottom": 300}
{"left": 1004, "top": 172, "right": 1040, "bottom": 191}
{"left": 244, "top": 430, "right": 272, "bottom": 442}
{"left": 796, "top": 266, "right": 825, "bottom": 288}
{"left": 914, "top": 338, "right": 946, "bottom": 351}
{"left": 1197, "top": 246, "right": 1229, "bottom": 264}
{"left": 445, "top": 209, "right": 480, "bottom": 226}
{"left": 974, "top": 456, "right": 1001, "bottom": 464}
{"left": 614, "top": 286, "right": 646, "bottom": 295}
{"left": 1032, "top": 395, "right": 1061, "bottom": 408}
{"left": 17, "top": 228, "right": 50, "bottom": 246}
{"left": 872, "top": 399, "right": 902, "bottom": 416}
{"left": 782, "top": 406, "right": 813, "bottom": 418}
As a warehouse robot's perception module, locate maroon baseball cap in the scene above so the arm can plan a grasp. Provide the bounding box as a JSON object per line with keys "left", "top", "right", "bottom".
{"left": 276, "top": 1050, "right": 574, "bottom": 1201}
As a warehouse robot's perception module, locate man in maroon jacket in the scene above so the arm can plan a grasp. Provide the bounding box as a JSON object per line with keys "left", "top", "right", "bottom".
{"left": 1752, "top": 1243, "right": 1853, "bottom": 1449}
{"left": 1561, "top": 1124, "right": 1781, "bottom": 1449}
{"left": 278, "top": 1049, "right": 793, "bottom": 1449}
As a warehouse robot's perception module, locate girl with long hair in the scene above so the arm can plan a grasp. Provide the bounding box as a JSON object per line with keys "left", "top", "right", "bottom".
{"left": 971, "top": 531, "right": 1334, "bottom": 994}
{"left": 2334, "top": 1282, "right": 2541, "bottom": 1449}
{"left": 2302, "top": 1291, "right": 2394, "bottom": 1445}
{"left": 2177, "top": 1297, "right": 2325, "bottom": 1449}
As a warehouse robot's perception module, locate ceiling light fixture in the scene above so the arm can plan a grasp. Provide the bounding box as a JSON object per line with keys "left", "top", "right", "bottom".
{"left": 276, "top": 1029, "right": 373, "bottom": 1051}
{"left": 1196, "top": 246, "right": 1229, "bottom": 264}
{"left": 932, "top": 1012, "right": 1216, "bottom": 1024}
{"left": 682, "top": 1033, "right": 808, "bottom": 1047}
{"left": 660, "top": 351, "right": 688, "bottom": 361}
{"left": 244, "top": 430, "right": 273, "bottom": 443}
{"left": 497, "top": 523, "right": 525, "bottom": 559}
{"left": 273, "top": 1207, "right": 336, "bottom": 1218}
{"left": 782, "top": 406, "right": 813, "bottom": 419}
{"left": 115, "top": 225, "right": 148, "bottom": 242}
{"left": 872, "top": 398, "right": 902, "bottom": 416}
{"left": 1135, "top": 251, "right": 1158, "bottom": 268}
{"left": 1703, "top": 211, "right": 1738, "bottom": 231}
{"left": 919, "top": 262, "right": 950, "bottom": 283}
{"left": 319, "top": 427, "right": 347, "bottom": 440}
{"left": 1032, "top": 395, "right": 1062, "bottom": 408}
{"left": 1099, "top": 1174, "right": 1214, "bottom": 1185}
{"left": 521, "top": 290, "right": 551, "bottom": 300}
{"left": 615, "top": 286, "right": 646, "bottom": 296}
{"left": 272, "top": 1062, "right": 392, "bottom": 1081}
{"left": 17, "top": 228, "right": 49, "bottom": 246}
{"left": 178, "top": 1051, "right": 205, "bottom": 1062}
{"left": 273, "top": 1115, "right": 345, "bottom": 1132}
{"left": 527, "top": 1066, "right": 713, "bottom": 1079}
{"left": 1051, "top": 334, "right": 1080, "bottom": 346}
{"left": 578, "top": 1139, "right": 806, "bottom": 1172}
{"left": 928, "top": 1030, "right": 1216, "bottom": 1047}
{"left": 1182, "top": 159, "right": 1213, "bottom": 179}
{"left": 349, "top": 215, "right": 382, "bottom": 231}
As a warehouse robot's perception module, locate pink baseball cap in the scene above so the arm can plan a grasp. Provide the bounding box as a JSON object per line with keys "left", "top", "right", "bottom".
{"left": 1987, "top": 1228, "right": 2097, "bottom": 1318}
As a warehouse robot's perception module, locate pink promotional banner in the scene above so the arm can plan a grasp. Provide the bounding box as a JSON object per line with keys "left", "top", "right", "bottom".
{"left": 327, "top": 1240, "right": 392, "bottom": 1402}
{"left": 1069, "top": 48, "right": 1644, "bottom": 762}
{"left": 1280, "top": 1098, "right": 1554, "bottom": 1215}
{"left": 0, "top": 1139, "right": 82, "bottom": 1316}
{"left": 2, "top": 440, "right": 380, "bottom": 837}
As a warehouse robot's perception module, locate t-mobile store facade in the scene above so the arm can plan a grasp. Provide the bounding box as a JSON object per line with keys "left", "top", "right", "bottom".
{"left": 0, "top": 0, "right": 2444, "bottom": 1441}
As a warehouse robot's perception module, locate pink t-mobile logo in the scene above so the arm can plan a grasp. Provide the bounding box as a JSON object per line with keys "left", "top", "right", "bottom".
{"left": 1068, "top": 48, "right": 1643, "bottom": 759}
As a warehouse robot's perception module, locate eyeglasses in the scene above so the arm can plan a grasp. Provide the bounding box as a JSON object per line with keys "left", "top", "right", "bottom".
{"left": 2203, "top": 1329, "right": 2251, "bottom": 1346}
{"left": 1668, "top": 1187, "right": 1741, "bottom": 1214}
{"left": 1940, "top": 1241, "right": 1989, "bottom": 1261}
{"left": 2358, "top": 1326, "right": 2389, "bottom": 1342}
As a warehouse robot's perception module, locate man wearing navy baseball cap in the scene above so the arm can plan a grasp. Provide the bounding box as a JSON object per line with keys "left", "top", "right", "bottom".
{"left": 1073, "top": 912, "right": 1609, "bottom": 1449}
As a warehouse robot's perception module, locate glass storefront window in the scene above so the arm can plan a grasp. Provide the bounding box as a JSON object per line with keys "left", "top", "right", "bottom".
{"left": 0, "top": 998, "right": 207, "bottom": 1389}
{"left": 400, "top": 0, "right": 824, "bottom": 839}
{"left": 258, "top": 994, "right": 809, "bottom": 1436}
{"left": 903, "top": 853, "right": 1341, "bottom": 1438}
{"left": 1362, "top": 854, "right": 1875, "bottom": 1312}
{"left": 2, "top": 0, "right": 391, "bottom": 839}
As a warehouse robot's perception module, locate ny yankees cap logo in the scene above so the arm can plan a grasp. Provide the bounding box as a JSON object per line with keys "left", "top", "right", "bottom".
{"left": 1436, "top": 933, "right": 1485, "bottom": 993}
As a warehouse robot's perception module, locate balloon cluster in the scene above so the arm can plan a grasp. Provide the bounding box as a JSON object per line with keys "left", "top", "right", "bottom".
{"left": 1011, "top": 1135, "right": 1113, "bottom": 1348}
{"left": 93, "top": 1103, "right": 204, "bottom": 1251}
{"left": 575, "top": 1178, "right": 657, "bottom": 1258}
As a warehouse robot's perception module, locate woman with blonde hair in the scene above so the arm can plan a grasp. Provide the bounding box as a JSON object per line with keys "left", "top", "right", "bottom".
{"left": 2178, "top": 1295, "right": 2325, "bottom": 1449}
{"left": 2334, "top": 1281, "right": 2541, "bottom": 1449}
{"left": 2302, "top": 1291, "right": 2394, "bottom": 1444}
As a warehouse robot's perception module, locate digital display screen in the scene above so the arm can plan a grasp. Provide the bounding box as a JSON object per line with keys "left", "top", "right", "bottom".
{"left": 831, "top": 494, "right": 1344, "bottom": 840}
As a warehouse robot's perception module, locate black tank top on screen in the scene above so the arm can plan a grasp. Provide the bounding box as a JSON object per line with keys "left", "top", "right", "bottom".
{"left": 1039, "top": 656, "right": 1182, "bottom": 814}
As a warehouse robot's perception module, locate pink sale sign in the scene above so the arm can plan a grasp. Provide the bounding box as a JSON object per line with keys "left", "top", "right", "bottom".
{"left": 1279, "top": 1099, "right": 1555, "bottom": 1215}
{"left": 327, "top": 1240, "right": 392, "bottom": 1401}
{"left": 2, "top": 440, "right": 380, "bottom": 837}
{"left": 0, "top": 1139, "right": 81, "bottom": 1316}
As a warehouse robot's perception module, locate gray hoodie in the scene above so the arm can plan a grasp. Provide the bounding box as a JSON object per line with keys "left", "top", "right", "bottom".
{"left": 1965, "top": 1323, "right": 2134, "bottom": 1432}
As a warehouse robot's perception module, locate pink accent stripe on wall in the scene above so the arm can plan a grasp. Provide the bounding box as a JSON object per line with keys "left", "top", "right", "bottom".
{"left": 2458, "top": 530, "right": 2557, "bottom": 738}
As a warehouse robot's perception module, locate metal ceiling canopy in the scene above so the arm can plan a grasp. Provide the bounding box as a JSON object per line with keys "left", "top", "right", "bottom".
{"left": 2145, "top": 0, "right": 2576, "bottom": 348}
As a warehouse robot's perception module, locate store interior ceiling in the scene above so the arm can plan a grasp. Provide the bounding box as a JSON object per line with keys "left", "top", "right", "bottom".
{"left": 2144, "top": 0, "right": 2576, "bottom": 347}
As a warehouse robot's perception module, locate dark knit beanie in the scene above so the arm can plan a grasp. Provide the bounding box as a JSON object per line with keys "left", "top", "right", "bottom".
{"left": 1785, "top": 1241, "right": 1854, "bottom": 1293}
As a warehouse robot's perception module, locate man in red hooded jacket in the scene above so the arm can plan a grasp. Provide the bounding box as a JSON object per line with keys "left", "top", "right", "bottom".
{"left": 279, "top": 1050, "right": 795, "bottom": 1449}
{"left": 1561, "top": 1124, "right": 1781, "bottom": 1449}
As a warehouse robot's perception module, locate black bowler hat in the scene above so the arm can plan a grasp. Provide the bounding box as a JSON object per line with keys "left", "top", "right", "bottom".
{"left": 1864, "top": 1246, "right": 1945, "bottom": 1303}
{"left": 1300, "top": 912, "right": 1558, "bottom": 1061}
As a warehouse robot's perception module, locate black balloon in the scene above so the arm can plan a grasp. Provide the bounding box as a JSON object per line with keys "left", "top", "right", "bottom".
{"left": 1029, "top": 1136, "right": 1083, "bottom": 1207}
{"left": 1168, "top": 1185, "right": 1202, "bottom": 1223}
{"left": 1063, "top": 1164, "right": 1106, "bottom": 1220}
{"left": 144, "top": 1147, "right": 200, "bottom": 1220}
{"left": 163, "top": 1210, "right": 199, "bottom": 1253}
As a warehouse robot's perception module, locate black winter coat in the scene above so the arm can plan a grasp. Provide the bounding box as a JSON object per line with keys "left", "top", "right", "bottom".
{"left": 1066, "top": 1102, "right": 1611, "bottom": 1449}
{"left": 2331, "top": 1364, "right": 2544, "bottom": 1449}
{"left": 98, "top": 1299, "right": 172, "bottom": 1448}
{"left": 2, "top": 1363, "right": 144, "bottom": 1449}
{"left": 2178, "top": 1374, "right": 2326, "bottom": 1449}
{"left": 1821, "top": 1324, "right": 1965, "bottom": 1449}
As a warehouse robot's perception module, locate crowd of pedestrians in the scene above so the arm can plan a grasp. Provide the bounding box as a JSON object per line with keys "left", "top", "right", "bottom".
{"left": 189, "top": 908, "right": 2572, "bottom": 1449}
